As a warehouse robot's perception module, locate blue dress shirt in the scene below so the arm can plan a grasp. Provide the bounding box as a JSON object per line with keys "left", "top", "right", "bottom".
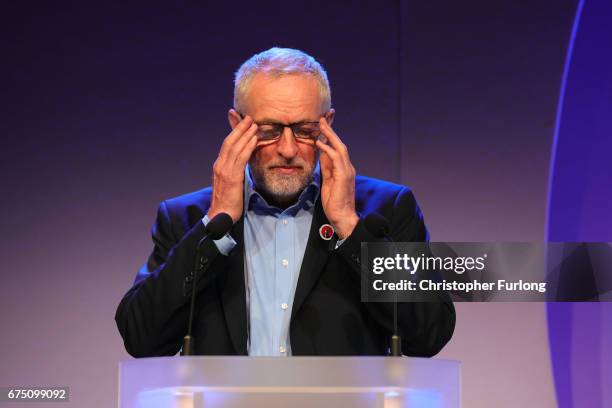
{"left": 203, "top": 164, "right": 321, "bottom": 356}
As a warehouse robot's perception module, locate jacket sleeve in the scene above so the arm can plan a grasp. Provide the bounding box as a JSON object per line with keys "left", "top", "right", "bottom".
{"left": 336, "top": 187, "right": 456, "bottom": 357}
{"left": 114, "top": 201, "right": 224, "bottom": 357}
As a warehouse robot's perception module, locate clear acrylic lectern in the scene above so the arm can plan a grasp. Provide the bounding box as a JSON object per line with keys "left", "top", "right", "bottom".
{"left": 119, "top": 356, "right": 460, "bottom": 408}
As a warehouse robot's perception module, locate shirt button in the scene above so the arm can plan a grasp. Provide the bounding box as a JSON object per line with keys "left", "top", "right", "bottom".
{"left": 282, "top": 219, "right": 289, "bottom": 225}
{"left": 281, "top": 259, "right": 289, "bottom": 267}
{"left": 279, "top": 346, "right": 287, "bottom": 354}
{"left": 281, "top": 303, "right": 288, "bottom": 310}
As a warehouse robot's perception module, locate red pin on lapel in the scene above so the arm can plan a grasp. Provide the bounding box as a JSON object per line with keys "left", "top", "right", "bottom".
{"left": 319, "top": 224, "right": 334, "bottom": 240}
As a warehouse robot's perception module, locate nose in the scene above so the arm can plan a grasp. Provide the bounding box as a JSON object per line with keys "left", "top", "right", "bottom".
{"left": 276, "top": 126, "right": 299, "bottom": 159}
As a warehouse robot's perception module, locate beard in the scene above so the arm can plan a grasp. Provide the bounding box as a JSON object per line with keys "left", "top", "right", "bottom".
{"left": 250, "top": 156, "right": 316, "bottom": 207}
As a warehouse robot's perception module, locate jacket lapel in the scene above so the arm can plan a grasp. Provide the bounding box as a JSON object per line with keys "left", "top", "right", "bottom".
{"left": 291, "top": 197, "right": 334, "bottom": 321}
{"left": 219, "top": 215, "right": 248, "bottom": 355}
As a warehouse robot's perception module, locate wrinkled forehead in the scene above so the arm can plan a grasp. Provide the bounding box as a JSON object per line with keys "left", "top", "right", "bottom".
{"left": 244, "top": 73, "right": 324, "bottom": 123}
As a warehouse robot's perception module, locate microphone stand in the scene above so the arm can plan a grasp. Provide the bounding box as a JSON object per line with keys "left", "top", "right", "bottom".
{"left": 182, "top": 235, "right": 209, "bottom": 356}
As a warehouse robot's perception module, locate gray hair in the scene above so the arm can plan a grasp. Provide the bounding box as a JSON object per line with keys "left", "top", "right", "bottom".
{"left": 233, "top": 47, "right": 331, "bottom": 114}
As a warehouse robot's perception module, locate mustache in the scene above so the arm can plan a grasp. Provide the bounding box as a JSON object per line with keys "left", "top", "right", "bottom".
{"left": 266, "top": 160, "right": 307, "bottom": 169}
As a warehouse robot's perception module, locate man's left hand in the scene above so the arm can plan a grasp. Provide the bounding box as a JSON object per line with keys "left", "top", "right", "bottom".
{"left": 316, "top": 117, "right": 359, "bottom": 240}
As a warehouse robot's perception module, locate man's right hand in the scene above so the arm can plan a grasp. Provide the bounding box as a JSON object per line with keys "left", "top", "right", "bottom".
{"left": 207, "top": 114, "right": 258, "bottom": 223}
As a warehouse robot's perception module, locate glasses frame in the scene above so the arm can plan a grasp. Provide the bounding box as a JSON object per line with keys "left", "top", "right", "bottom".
{"left": 237, "top": 112, "right": 323, "bottom": 143}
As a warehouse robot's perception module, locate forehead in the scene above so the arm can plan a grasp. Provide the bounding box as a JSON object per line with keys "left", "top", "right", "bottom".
{"left": 245, "top": 73, "right": 323, "bottom": 122}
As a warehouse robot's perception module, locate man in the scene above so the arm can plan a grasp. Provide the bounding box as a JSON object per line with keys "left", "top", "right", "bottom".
{"left": 115, "top": 47, "right": 455, "bottom": 357}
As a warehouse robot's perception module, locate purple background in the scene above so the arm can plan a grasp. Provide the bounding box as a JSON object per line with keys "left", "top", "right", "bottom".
{"left": 1, "top": 1, "right": 609, "bottom": 407}
{"left": 546, "top": 0, "right": 612, "bottom": 407}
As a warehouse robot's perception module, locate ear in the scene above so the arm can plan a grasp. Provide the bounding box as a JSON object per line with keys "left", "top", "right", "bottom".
{"left": 228, "top": 109, "right": 242, "bottom": 130}
{"left": 324, "top": 108, "right": 335, "bottom": 126}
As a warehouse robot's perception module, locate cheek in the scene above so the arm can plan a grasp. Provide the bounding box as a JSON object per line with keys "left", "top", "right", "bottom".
{"left": 299, "top": 145, "right": 318, "bottom": 164}
{"left": 250, "top": 144, "right": 273, "bottom": 166}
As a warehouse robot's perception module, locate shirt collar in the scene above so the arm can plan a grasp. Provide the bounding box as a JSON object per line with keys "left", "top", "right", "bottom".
{"left": 245, "top": 162, "right": 320, "bottom": 217}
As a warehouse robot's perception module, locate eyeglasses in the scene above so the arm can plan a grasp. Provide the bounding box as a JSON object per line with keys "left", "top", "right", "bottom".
{"left": 238, "top": 113, "right": 322, "bottom": 143}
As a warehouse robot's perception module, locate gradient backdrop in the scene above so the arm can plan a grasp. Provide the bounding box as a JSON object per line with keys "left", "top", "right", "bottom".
{"left": 1, "top": 1, "right": 610, "bottom": 407}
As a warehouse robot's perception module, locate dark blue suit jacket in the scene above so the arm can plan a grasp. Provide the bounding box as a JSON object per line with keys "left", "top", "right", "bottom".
{"left": 115, "top": 175, "right": 455, "bottom": 357}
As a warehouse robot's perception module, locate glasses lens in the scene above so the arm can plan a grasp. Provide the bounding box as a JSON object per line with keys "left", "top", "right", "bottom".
{"left": 294, "top": 123, "right": 321, "bottom": 140}
{"left": 257, "top": 124, "right": 283, "bottom": 140}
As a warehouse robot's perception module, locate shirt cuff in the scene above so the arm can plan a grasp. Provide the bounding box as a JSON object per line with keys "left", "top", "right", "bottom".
{"left": 202, "top": 214, "right": 237, "bottom": 256}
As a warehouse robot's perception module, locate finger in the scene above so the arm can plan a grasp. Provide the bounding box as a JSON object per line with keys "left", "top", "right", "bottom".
{"left": 228, "top": 122, "right": 258, "bottom": 162}
{"left": 316, "top": 133, "right": 352, "bottom": 174}
{"left": 319, "top": 117, "right": 348, "bottom": 153}
{"left": 316, "top": 139, "right": 344, "bottom": 174}
{"left": 317, "top": 142, "right": 333, "bottom": 177}
{"left": 216, "top": 122, "right": 257, "bottom": 176}
{"left": 228, "top": 114, "right": 254, "bottom": 142}
{"left": 319, "top": 141, "right": 355, "bottom": 180}
{"left": 319, "top": 118, "right": 350, "bottom": 168}
{"left": 236, "top": 132, "right": 259, "bottom": 166}
{"left": 219, "top": 115, "right": 254, "bottom": 156}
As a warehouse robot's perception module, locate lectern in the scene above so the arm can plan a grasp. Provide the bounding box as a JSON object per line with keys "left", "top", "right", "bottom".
{"left": 119, "top": 356, "right": 460, "bottom": 408}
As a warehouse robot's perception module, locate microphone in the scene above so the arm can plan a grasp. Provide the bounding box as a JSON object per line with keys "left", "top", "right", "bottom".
{"left": 364, "top": 213, "right": 402, "bottom": 357}
{"left": 202, "top": 212, "right": 234, "bottom": 241}
{"left": 182, "top": 212, "right": 233, "bottom": 356}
